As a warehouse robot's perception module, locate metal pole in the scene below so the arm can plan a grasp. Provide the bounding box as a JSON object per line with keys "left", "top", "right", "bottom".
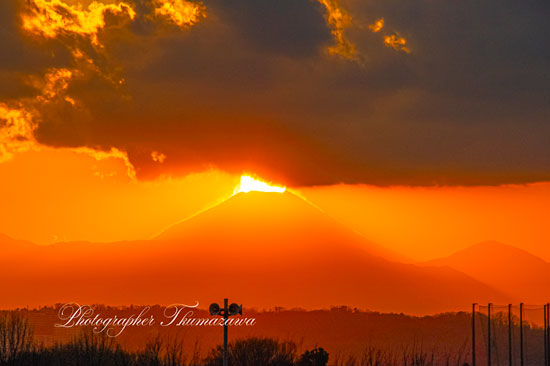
{"left": 508, "top": 304, "right": 512, "bottom": 366}
{"left": 544, "top": 304, "right": 548, "bottom": 366}
{"left": 487, "top": 303, "right": 491, "bottom": 366}
{"left": 548, "top": 304, "right": 550, "bottom": 366}
{"left": 223, "top": 298, "right": 228, "bottom": 366}
{"left": 547, "top": 304, "right": 550, "bottom": 366}
{"left": 473, "top": 303, "right": 477, "bottom": 366}
{"left": 520, "top": 303, "right": 524, "bottom": 366}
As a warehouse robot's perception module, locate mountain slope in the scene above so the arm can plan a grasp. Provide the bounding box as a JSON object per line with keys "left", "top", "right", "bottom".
{"left": 156, "top": 191, "right": 407, "bottom": 262}
{"left": 0, "top": 193, "right": 510, "bottom": 313}
{"left": 423, "top": 241, "right": 550, "bottom": 303}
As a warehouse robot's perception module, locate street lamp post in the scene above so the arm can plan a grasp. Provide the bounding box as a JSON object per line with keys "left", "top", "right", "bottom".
{"left": 209, "top": 298, "right": 243, "bottom": 366}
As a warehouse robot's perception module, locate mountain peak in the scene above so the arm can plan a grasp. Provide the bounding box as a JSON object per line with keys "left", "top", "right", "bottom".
{"left": 445, "top": 241, "right": 548, "bottom": 265}
{"left": 155, "top": 189, "right": 407, "bottom": 262}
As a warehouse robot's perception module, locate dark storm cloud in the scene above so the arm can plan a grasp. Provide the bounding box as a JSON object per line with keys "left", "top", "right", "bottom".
{"left": 0, "top": 1, "right": 71, "bottom": 99}
{"left": 207, "top": 0, "right": 331, "bottom": 57}
{"left": 333, "top": 0, "right": 550, "bottom": 185}
{"left": 3, "top": 0, "right": 550, "bottom": 185}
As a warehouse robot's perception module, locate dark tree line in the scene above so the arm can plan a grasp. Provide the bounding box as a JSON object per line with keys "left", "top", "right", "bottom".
{"left": 0, "top": 313, "right": 328, "bottom": 366}
{"left": 0, "top": 312, "right": 483, "bottom": 366}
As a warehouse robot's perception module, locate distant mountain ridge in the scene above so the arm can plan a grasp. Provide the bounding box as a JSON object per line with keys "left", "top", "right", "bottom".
{"left": 0, "top": 192, "right": 511, "bottom": 313}
{"left": 422, "top": 241, "right": 550, "bottom": 303}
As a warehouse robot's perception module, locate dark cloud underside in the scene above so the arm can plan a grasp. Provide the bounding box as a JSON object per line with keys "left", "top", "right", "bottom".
{"left": 2, "top": 0, "right": 550, "bottom": 186}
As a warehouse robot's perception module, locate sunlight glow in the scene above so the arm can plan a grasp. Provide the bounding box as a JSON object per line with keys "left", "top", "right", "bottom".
{"left": 234, "top": 176, "right": 286, "bottom": 194}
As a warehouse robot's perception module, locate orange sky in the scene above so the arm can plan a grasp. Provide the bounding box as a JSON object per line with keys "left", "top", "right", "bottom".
{"left": 0, "top": 148, "right": 237, "bottom": 244}
{"left": 1, "top": 148, "right": 549, "bottom": 262}
{"left": 297, "top": 183, "right": 550, "bottom": 261}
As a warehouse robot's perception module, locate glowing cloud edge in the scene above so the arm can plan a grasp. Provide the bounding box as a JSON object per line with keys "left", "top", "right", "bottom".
{"left": 234, "top": 175, "right": 286, "bottom": 194}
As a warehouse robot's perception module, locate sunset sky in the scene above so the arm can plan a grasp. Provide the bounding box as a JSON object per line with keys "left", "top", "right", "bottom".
{"left": 1, "top": 147, "right": 550, "bottom": 264}
{"left": 1, "top": 0, "right": 549, "bottom": 262}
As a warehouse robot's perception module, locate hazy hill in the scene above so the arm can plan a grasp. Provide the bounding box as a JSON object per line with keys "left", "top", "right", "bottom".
{"left": 423, "top": 241, "right": 550, "bottom": 303}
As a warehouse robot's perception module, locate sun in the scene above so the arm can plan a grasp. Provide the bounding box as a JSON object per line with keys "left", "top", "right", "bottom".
{"left": 234, "top": 175, "right": 286, "bottom": 194}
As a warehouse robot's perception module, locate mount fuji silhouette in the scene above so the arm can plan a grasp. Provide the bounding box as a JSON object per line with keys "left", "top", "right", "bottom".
{"left": 0, "top": 191, "right": 509, "bottom": 313}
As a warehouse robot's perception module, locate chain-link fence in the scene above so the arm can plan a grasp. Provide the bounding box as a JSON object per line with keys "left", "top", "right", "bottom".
{"left": 473, "top": 304, "right": 549, "bottom": 366}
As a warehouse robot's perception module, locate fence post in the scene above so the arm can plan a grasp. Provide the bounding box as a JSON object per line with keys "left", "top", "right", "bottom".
{"left": 473, "top": 303, "right": 477, "bottom": 366}
{"left": 520, "top": 303, "right": 524, "bottom": 366}
{"left": 544, "top": 304, "right": 548, "bottom": 366}
{"left": 547, "top": 303, "right": 550, "bottom": 366}
{"left": 508, "top": 304, "right": 512, "bottom": 366}
{"left": 487, "top": 303, "right": 492, "bottom": 366}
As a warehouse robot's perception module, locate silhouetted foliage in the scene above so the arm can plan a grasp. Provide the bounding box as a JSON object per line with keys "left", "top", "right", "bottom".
{"left": 297, "top": 347, "right": 329, "bottom": 366}
{"left": 0, "top": 313, "right": 33, "bottom": 364}
{"left": 203, "top": 337, "right": 296, "bottom": 366}
{"left": 0, "top": 310, "right": 544, "bottom": 366}
{"left": 8, "top": 330, "right": 132, "bottom": 366}
{"left": 1, "top": 329, "right": 196, "bottom": 366}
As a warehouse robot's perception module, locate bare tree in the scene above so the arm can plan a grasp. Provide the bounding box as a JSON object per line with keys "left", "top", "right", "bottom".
{"left": 0, "top": 312, "right": 33, "bottom": 364}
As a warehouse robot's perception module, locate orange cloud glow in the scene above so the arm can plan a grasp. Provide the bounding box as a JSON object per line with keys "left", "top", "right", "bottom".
{"left": 369, "top": 18, "right": 384, "bottom": 33}
{"left": 8, "top": 0, "right": 206, "bottom": 179}
{"left": 0, "top": 104, "right": 37, "bottom": 162}
{"left": 72, "top": 146, "right": 137, "bottom": 181}
{"left": 317, "top": 0, "right": 357, "bottom": 60}
{"left": 31, "top": 67, "right": 74, "bottom": 100}
{"left": 0, "top": 66, "right": 138, "bottom": 180}
{"left": 0, "top": 66, "right": 141, "bottom": 185}
{"left": 22, "top": 0, "right": 136, "bottom": 46}
{"left": 384, "top": 34, "right": 410, "bottom": 53}
{"left": 0, "top": 68, "right": 75, "bottom": 161}
{"left": 154, "top": 0, "right": 205, "bottom": 27}
{"left": 151, "top": 151, "right": 167, "bottom": 163}
{"left": 234, "top": 175, "right": 286, "bottom": 194}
